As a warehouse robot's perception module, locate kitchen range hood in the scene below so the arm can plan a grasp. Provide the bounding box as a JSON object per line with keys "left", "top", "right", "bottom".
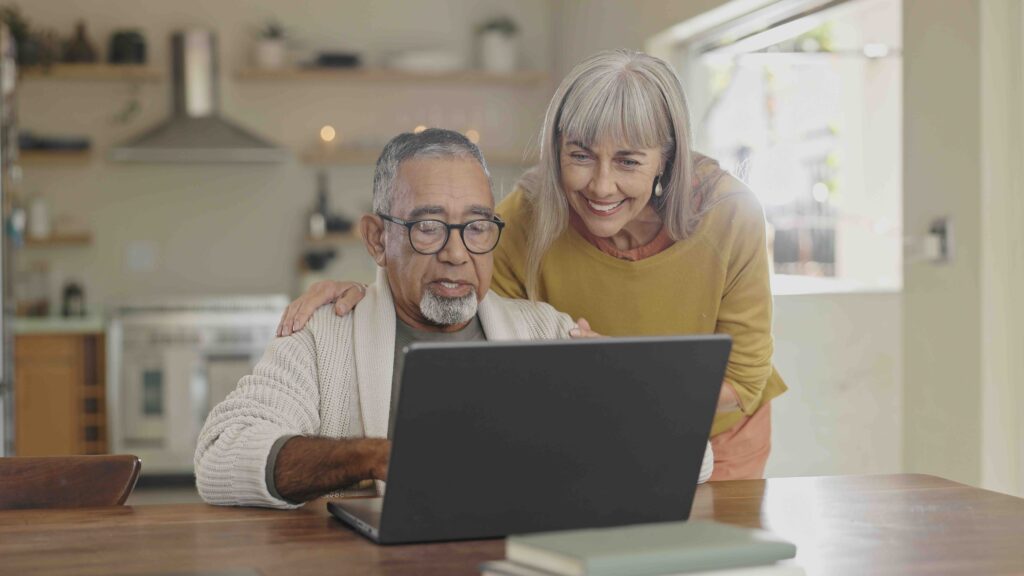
{"left": 111, "top": 29, "right": 286, "bottom": 163}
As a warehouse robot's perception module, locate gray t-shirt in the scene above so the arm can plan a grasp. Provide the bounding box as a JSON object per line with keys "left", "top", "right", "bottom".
{"left": 390, "top": 316, "right": 486, "bottom": 438}
{"left": 266, "top": 315, "right": 486, "bottom": 502}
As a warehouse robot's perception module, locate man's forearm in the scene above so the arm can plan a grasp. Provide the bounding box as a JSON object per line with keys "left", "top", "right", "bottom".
{"left": 274, "top": 437, "right": 390, "bottom": 503}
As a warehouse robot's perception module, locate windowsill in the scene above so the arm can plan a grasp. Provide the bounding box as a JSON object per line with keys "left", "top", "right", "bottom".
{"left": 771, "top": 274, "right": 902, "bottom": 296}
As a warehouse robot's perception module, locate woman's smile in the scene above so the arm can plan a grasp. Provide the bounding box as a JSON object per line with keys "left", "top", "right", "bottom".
{"left": 582, "top": 194, "right": 628, "bottom": 216}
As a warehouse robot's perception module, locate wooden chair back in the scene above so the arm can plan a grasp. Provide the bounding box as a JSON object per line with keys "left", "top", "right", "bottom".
{"left": 0, "top": 455, "right": 142, "bottom": 509}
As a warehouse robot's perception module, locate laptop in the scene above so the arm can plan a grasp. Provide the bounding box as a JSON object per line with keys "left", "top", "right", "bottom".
{"left": 328, "top": 335, "right": 731, "bottom": 545}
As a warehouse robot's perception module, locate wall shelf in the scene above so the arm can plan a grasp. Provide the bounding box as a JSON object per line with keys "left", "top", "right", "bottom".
{"left": 21, "top": 64, "right": 161, "bottom": 82}
{"left": 305, "top": 232, "right": 362, "bottom": 247}
{"left": 20, "top": 149, "right": 92, "bottom": 165}
{"left": 22, "top": 233, "right": 93, "bottom": 248}
{"left": 302, "top": 147, "right": 536, "bottom": 167}
{"left": 302, "top": 147, "right": 380, "bottom": 166}
{"left": 236, "top": 67, "right": 547, "bottom": 86}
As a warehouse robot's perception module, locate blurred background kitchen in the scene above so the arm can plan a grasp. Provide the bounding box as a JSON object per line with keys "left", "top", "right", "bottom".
{"left": 0, "top": 0, "right": 1020, "bottom": 505}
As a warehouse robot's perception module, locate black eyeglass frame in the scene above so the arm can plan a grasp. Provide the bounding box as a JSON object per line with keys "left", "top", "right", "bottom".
{"left": 377, "top": 213, "right": 506, "bottom": 255}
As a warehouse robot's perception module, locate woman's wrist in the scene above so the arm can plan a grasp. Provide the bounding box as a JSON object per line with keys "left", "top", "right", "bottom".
{"left": 716, "top": 381, "right": 742, "bottom": 412}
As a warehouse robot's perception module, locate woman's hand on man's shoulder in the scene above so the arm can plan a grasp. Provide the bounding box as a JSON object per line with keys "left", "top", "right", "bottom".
{"left": 277, "top": 280, "right": 368, "bottom": 336}
{"left": 568, "top": 317, "right": 602, "bottom": 339}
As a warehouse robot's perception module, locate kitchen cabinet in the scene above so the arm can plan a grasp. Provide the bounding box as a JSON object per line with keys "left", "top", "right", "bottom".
{"left": 14, "top": 332, "right": 107, "bottom": 456}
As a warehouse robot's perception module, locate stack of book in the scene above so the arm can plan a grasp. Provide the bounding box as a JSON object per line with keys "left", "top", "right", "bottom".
{"left": 480, "top": 521, "right": 802, "bottom": 576}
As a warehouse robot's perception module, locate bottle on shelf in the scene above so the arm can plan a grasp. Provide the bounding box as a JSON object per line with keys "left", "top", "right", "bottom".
{"left": 308, "top": 170, "right": 329, "bottom": 239}
{"left": 27, "top": 193, "right": 51, "bottom": 240}
{"left": 64, "top": 21, "right": 99, "bottom": 63}
{"left": 62, "top": 281, "right": 86, "bottom": 317}
{"left": 5, "top": 164, "right": 27, "bottom": 247}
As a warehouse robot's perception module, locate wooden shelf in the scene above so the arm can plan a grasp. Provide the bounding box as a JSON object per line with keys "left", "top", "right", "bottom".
{"left": 302, "top": 147, "right": 380, "bottom": 166}
{"left": 20, "top": 149, "right": 92, "bottom": 165}
{"left": 81, "top": 413, "right": 106, "bottom": 427}
{"left": 302, "top": 147, "right": 536, "bottom": 167}
{"left": 305, "top": 232, "right": 362, "bottom": 247}
{"left": 21, "top": 63, "right": 161, "bottom": 82}
{"left": 82, "top": 440, "right": 108, "bottom": 455}
{"left": 22, "top": 233, "right": 93, "bottom": 248}
{"left": 236, "top": 67, "right": 547, "bottom": 86}
{"left": 82, "top": 387, "right": 105, "bottom": 399}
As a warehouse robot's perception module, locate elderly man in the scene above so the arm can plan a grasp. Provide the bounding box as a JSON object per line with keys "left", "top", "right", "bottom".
{"left": 195, "top": 129, "right": 712, "bottom": 509}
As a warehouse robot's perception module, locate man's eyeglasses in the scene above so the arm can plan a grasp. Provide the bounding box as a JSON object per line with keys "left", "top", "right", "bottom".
{"left": 377, "top": 213, "right": 506, "bottom": 255}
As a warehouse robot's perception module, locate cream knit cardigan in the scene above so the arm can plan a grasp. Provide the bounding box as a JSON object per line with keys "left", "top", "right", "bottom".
{"left": 195, "top": 269, "right": 713, "bottom": 509}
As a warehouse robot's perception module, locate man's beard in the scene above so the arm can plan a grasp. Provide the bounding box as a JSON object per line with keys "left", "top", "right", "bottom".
{"left": 419, "top": 288, "right": 478, "bottom": 326}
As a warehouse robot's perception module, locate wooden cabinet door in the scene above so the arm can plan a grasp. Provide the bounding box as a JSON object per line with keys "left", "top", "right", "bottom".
{"left": 14, "top": 335, "right": 83, "bottom": 456}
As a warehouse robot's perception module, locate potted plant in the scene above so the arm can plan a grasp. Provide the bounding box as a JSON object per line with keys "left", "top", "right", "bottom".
{"left": 477, "top": 16, "right": 518, "bottom": 74}
{"left": 0, "top": 6, "right": 30, "bottom": 64}
{"left": 254, "top": 20, "right": 287, "bottom": 69}
{"left": 0, "top": 6, "right": 60, "bottom": 69}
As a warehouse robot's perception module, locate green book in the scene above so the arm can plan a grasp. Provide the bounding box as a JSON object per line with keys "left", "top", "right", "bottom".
{"left": 505, "top": 521, "right": 797, "bottom": 576}
{"left": 480, "top": 560, "right": 806, "bottom": 576}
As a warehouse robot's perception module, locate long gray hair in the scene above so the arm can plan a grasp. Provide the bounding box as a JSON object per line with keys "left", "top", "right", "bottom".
{"left": 519, "top": 49, "right": 706, "bottom": 300}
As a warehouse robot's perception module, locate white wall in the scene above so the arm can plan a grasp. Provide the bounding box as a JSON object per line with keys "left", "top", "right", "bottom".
{"left": 769, "top": 292, "right": 903, "bottom": 477}
{"left": 980, "top": 0, "right": 1024, "bottom": 496}
{"left": 902, "top": 0, "right": 984, "bottom": 487}
{"left": 16, "top": 0, "right": 554, "bottom": 306}
{"left": 552, "top": 0, "right": 757, "bottom": 78}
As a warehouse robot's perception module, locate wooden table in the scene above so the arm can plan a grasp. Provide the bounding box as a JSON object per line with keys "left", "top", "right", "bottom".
{"left": 1, "top": 474, "right": 1022, "bottom": 575}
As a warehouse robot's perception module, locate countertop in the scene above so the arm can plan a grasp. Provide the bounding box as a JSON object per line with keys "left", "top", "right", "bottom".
{"left": 13, "top": 315, "right": 106, "bottom": 335}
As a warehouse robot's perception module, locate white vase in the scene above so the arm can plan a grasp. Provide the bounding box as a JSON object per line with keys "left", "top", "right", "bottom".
{"left": 480, "top": 31, "right": 518, "bottom": 74}
{"left": 28, "top": 196, "right": 50, "bottom": 240}
{"left": 255, "top": 38, "right": 288, "bottom": 69}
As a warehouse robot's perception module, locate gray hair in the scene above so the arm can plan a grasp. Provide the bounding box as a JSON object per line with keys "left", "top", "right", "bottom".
{"left": 372, "top": 128, "right": 491, "bottom": 215}
{"left": 519, "top": 49, "right": 705, "bottom": 299}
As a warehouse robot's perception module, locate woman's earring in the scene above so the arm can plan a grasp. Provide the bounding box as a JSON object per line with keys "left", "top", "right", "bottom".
{"left": 654, "top": 175, "right": 664, "bottom": 197}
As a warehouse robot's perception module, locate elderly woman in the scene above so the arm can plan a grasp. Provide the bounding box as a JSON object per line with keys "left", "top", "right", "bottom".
{"left": 278, "top": 50, "right": 786, "bottom": 481}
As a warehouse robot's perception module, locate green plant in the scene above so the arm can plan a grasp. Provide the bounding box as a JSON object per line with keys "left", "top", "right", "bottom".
{"left": 477, "top": 16, "right": 518, "bottom": 36}
{"left": 28, "top": 28, "right": 61, "bottom": 67}
{"left": 796, "top": 22, "right": 834, "bottom": 53}
{"left": 0, "top": 5, "right": 61, "bottom": 67}
{"left": 0, "top": 4, "right": 31, "bottom": 63}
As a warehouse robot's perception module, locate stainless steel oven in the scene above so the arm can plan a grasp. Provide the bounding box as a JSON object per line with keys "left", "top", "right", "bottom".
{"left": 108, "top": 296, "right": 286, "bottom": 475}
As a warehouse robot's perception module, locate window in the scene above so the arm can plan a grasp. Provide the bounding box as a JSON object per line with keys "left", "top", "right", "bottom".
{"left": 674, "top": 0, "right": 902, "bottom": 292}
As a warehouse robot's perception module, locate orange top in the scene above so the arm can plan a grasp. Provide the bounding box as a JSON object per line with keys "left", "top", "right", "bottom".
{"left": 568, "top": 211, "right": 675, "bottom": 261}
{"left": 566, "top": 175, "right": 707, "bottom": 262}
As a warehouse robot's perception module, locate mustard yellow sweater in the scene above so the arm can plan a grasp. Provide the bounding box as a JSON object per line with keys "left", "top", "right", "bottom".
{"left": 493, "top": 175, "right": 787, "bottom": 437}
